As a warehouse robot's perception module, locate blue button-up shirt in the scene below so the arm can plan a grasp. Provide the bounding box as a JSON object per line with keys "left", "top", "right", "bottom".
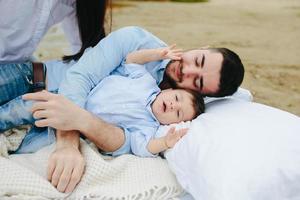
{"left": 58, "top": 26, "right": 170, "bottom": 108}
{"left": 85, "top": 63, "right": 160, "bottom": 157}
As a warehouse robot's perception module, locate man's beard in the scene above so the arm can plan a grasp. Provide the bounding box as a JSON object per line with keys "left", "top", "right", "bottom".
{"left": 159, "top": 61, "right": 179, "bottom": 89}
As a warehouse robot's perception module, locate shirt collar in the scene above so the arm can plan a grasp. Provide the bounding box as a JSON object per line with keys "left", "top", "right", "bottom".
{"left": 157, "top": 59, "right": 171, "bottom": 84}
{"left": 146, "top": 90, "right": 161, "bottom": 125}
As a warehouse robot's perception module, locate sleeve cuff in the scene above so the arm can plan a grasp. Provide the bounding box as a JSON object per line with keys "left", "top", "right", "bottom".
{"left": 109, "top": 127, "right": 131, "bottom": 157}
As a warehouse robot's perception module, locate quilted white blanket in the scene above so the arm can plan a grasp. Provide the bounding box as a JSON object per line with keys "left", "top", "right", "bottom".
{"left": 0, "top": 129, "right": 183, "bottom": 199}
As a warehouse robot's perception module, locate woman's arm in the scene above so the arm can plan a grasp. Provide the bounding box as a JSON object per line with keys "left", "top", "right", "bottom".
{"left": 126, "top": 44, "right": 182, "bottom": 65}
{"left": 147, "top": 127, "right": 188, "bottom": 154}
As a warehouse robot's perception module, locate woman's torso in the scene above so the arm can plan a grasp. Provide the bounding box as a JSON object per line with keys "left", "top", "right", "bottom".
{"left": 0, "top": 0, "right": 76, "bottom": 63}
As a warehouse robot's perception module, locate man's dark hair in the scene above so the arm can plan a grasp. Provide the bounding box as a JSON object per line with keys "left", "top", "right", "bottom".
{"left": 63, "top": 0, "right": 111, "bottom": 62}
{"left": 160, "top": 48, "right": 244, "bottom": 97}
{"left": 207, "top": 48, "right": 245, "bottom": 97}
{"left": 186, "top": 89, "right": 205, "bottom": 119}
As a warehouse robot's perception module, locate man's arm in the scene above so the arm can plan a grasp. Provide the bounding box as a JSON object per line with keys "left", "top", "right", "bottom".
{"left": 23, "top": 91, "right": 125, "bottom": 152}
{"left": 23, "top": 91, "right": 124, "bottom": 193}
{"left": 48, "top": 130, "right": 85, "bottom": 193}
{"left": 126, "top": 44, "right": 182, "bottom": 65}
{"left": 77, "top": 108, "right": 125, "bottom": 152}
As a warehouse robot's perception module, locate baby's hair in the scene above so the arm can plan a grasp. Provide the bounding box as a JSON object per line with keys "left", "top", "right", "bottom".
{"left": 185, "top": 89, "right": 205, "bottom": 119}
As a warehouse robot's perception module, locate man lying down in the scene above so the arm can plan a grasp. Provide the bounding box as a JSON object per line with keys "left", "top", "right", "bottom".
{"left": 1, "top": 46, "right": 205, "bottom": 157}
{"left": 0, "top": 26, "right": 245, "bottom": 193}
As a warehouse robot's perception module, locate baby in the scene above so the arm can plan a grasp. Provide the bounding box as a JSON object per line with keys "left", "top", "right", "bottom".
{"left": 0, "top": 45, "right": 204, "bottom": 157}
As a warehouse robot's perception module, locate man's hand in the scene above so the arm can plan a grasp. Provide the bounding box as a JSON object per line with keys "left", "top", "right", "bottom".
{"left": 48, "top": 130, "right": 85, "bottom": 193}
{"left": 164, "top": 127, "right": 188, "bottom": 148}
{"left": 23, "top": 90, "right": 85, "bottom": 131}
{"left": 159, "top": 44, "right": 183, "bottom": 61}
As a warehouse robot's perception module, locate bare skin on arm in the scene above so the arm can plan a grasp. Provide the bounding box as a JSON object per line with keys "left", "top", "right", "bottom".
{"left": 147, "top": 127, "right": 188, "bottom": 154}
{"left": 23, "top": 91, "right": 126, "bottom": 151}
{"left": 23, "top": 91, "right": 126, "bottom": 192}
{"left": 126, "top": 44, "right": 182, "bottom": 64}
{"left": 20, "top": 44, "right": 193, "bottom": 192}
{"left": 48, "top": 130, "right": 85, "bottom": 193}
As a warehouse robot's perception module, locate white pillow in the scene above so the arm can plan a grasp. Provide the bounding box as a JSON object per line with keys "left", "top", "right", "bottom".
{"left": 164, "top": 99, "right": 300, "bottom": 200}
{"left": 204, "top": 87, "right": 253, "bottom": 104}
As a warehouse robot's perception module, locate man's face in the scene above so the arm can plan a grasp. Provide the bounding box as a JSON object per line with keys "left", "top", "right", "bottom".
{"left": 165, "top": 49, "right": 223, "bottom": 95}
{"left": 151, "top": 89, "right": 195, "bottom": 125}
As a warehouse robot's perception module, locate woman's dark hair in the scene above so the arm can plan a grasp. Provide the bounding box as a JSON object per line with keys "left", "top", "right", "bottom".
{"left": 63, "top": 0, "right": 111, "bottom": 62}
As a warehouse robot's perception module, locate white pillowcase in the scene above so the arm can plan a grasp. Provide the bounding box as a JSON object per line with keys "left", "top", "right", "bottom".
{"left": 204, "top": 87, "right": 253, "bottom": 104}
{"left": 164, "top": 98, "right": 300, "bottom": 200}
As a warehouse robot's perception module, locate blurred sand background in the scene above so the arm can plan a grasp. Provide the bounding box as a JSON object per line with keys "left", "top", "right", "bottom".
{"left": 34, "top": 0, "right": 300, "bottom": 116}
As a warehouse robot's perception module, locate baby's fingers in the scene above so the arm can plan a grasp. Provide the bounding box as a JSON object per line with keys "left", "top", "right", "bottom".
{"left": 171, "top": 48, "right": 183, "bottom": 53}
{"left": 177, "top": 128, "right": 189, "bottom": 137}
{"left": 168, "top": 44, "right": 177, "bottom": 50}
{"left": 171, "top": 53, "right": 183, "bottom": 60}
{"left": 161, "top": 49, "right": 168, "bottom": 56}
{"left": 167, "top": 126, "right": 176, "bottom": 134}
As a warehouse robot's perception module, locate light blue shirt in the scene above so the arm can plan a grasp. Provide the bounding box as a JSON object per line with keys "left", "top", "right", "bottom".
{"left": 85, "top": 63, "right": 160, "bottom": 157}
{"left": 58, "top": 26, "right": 170, "bottom": 108}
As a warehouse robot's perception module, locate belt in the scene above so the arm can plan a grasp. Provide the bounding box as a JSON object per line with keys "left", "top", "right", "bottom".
{"left": 32, "top": 62, "right": 46, "bottom": 92}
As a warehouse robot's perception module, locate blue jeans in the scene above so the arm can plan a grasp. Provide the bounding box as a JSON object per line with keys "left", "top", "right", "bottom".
{"left": 0, "top": 62, "right": 55, "bottom": 153}
{"left": 0, "top": 95, "right": 55, "bottom": 153}
{"left": 0, "top": 62, "right": 34, "bottom": 105}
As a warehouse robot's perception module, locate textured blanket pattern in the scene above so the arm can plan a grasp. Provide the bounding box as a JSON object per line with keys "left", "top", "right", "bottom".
{"left": 0, "top": 125, "right": 29, "bottom": 157}
{"left": 0, "top": 130, "right": 183, "bottom": 199}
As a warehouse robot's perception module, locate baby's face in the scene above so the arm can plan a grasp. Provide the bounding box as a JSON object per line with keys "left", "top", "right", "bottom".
{"left": 151, "top": 89, "right": 195, "bottom": 125}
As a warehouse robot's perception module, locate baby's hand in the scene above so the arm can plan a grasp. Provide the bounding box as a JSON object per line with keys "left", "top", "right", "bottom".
{"left": 159, "top": 44, "right": 183, "bottom": 61}
{"left": 164, "top": 127, "right": 188, "bottom": 149}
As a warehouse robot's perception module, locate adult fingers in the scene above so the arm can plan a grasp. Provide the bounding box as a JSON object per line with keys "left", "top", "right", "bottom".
{"left": 32, "top": 110, "right": 50, "bottom": 119}
{"left": 22, "top": 90, "right": 53, "bottom": 101}
{"left": 51, "top": 162, "right": 64, "bottom": 187}
{"left": 31, "top": 101, "right": 51, "bottom": 113}
{"left": 35, "top": 119, "right": 53, "bottom": 128}
{"left": 57, "top": 165, "right": 73, "bottom": 193}
{"left": 47, "top": 157, "right": 57, "bottom": 181}
{"left": 64, "top": 160, "right": 85, "bottom": 193}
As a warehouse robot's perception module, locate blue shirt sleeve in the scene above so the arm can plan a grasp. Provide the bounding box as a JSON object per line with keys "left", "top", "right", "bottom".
{"left": 121, "top": 62, "right": 148, "bottom": 79}
{"left": 109, "top": 126, "right": 157, "bottom": 158}
{"left": 58, "top": 26, "right": 166, "bottom": 107}
{"left": 130, "top": 127, "right": 158, "bottom": 158}
{"left": 109, "top": 126, "right": 132, "bottom": 157}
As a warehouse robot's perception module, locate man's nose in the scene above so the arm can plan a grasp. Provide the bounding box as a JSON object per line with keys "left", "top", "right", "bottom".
{"left": 182, "top": 67, "right": 200, "bottom": 77}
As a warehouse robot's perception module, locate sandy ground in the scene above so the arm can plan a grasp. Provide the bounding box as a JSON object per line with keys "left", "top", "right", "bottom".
{"left": 34, "top": 0, "right": 300, "bottom": 116}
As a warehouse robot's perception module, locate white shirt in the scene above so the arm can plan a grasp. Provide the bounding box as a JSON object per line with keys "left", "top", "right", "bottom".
{"left": 0, "top": 0, "right": 81, "bottom": 63}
